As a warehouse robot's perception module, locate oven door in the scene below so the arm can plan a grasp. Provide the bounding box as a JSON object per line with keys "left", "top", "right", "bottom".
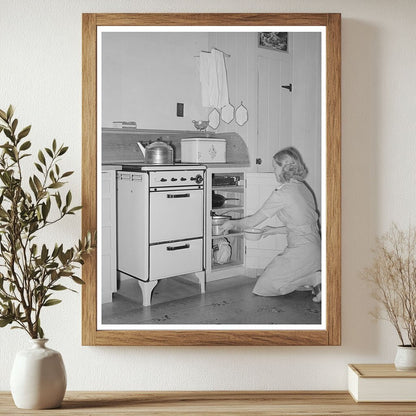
{"left": 149, "top": 188, "right": 204, "bottom": 243}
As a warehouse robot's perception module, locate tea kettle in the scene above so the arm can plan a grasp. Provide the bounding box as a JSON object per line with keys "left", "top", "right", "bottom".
{"left": 137, "top": 138, "right": 174, "bottom": 164}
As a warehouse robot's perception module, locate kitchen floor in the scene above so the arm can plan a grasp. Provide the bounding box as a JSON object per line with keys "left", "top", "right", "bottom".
{"left": 101, "top": 275, "right": 321, "bottom": 325}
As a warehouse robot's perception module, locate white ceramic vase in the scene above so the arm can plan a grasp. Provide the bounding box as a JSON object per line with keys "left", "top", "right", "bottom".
{"left": 394, "top": 345, "right": 416, "bottom": 371}
{"left": 10, "top": 339, "right": 67, "bottom": 409}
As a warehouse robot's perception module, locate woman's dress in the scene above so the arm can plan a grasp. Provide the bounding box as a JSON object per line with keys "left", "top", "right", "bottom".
{"left": 252, "top": 180, "right": 321, "bottom": 296}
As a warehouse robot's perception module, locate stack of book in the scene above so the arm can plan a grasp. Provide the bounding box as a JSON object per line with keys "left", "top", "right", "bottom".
{"left": 348, "top": 364, "right": 416, "bottom": 402}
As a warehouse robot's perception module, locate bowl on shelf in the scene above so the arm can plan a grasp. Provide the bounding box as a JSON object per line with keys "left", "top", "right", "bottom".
{"left": 211, "top": 214, "right": 231, "bottom": 236}
{"left": 192, "top": 120, "right": 209, "bottom": 131}
{"left": 244, "top": 228, "right": 263, "bottom": 241}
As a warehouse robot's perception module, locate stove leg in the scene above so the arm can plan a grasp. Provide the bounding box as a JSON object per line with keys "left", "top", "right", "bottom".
{"left": 137, "top": 280, "right": 158, "bottom": 306}
{"left": 195, "top": 271, "right": 206, "bottom": 294}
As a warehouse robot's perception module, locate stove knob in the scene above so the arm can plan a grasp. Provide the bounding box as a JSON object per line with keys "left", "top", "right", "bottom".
{"left": 171, "top": 177, "right": 178, "bottom": 182}
{"left": 191, "top": 174, "right": 203, "bottom": 184}
{"left": 160, "top": 178, "right": 167, "bottom": 182}
{"left": 180, "top": 177, "right": 187, "bottom": 181}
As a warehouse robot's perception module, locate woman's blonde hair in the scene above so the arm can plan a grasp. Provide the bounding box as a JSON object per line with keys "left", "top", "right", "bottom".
{"left": 273, "top": 147, "right": 308, "bottom": 182}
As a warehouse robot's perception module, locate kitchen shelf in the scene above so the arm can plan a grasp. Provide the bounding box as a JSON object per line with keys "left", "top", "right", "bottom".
{"left": 212, "top": 205, "right": 244, "bottom": 213}
{"left": 207, "top": 169, "right": 246, "bottom": 282}
{"left": 212, "top": 259, "right": 244, "bottom": 270}
{"left": 212, "top": 185, "right": 244, "bottom": 193}
{"left": 212, "top": 232, "right": 244, "bottom": 240}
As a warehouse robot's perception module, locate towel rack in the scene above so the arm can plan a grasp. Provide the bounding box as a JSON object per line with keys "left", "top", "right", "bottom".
{"left": 194, "top": 48, "right": 231, "bottom": 58}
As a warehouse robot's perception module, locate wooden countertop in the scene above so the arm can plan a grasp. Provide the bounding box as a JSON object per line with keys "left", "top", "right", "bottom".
{"left": 1, "top": 391, "right": 416, "bottom": 415}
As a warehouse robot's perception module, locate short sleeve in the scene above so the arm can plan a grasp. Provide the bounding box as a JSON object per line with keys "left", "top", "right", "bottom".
{"left": 259, "top": 189, "right": 287, "bottom": 218}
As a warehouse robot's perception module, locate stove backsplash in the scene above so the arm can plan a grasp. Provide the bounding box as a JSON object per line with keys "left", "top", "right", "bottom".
{"left": 101, "top": 129, "right": 249, "bottom": 166}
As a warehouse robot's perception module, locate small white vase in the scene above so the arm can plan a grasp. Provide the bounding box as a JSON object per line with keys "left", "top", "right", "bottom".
{"left": 10, "top": 339, "right": 67, "bottom": 409}
{"left": 394, "top": 345, "right": 416, "bottom": 371}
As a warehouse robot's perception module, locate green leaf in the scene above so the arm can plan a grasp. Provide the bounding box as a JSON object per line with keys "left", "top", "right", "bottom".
{"left": 40, "top": 244, "right": 48, "bottom": 262}
{"left": 31, "top": 244, "right": 38, "bottom": 256}
{"left": 61, "top": 171, "right": 74, "bottom": 178}
{"left": 58, "top": 250, "right": 67, "bottom": 264}
{"left": 6, "top": 105, "right": 14, "bottom": 122}
{"left": 0, "top": 109, "right": 7, "bottom": 121}
{"left": 0, "top": 317, "right": 13, "bottom": 327}
{"left": 72, "top": 276, "right": 85, "bottom": 285}
{"left": 29, "top": 177, "right": 38, "bottom": 197}
{"left": 38, "top": 325, "right": 44, "bottom": 339}
{"left": 51, "top": 244, "right": 59, "bottom": 258}
{"left": 38, "top": 150, "right": 46, "bottom": 165}
{"left": 19, "top": 140, "right": 31, "bottom": 151}
{"left": 34, "top": 162, "right": 43, "bottom": 173}
{"left": 48, "top": 182, "right": 64, "bottom": 189}
{"left": 4, "top": 129, "right": 12, "bottom": 140}
{"left": 69, "top": 206, "right": 82, "bottom": 213}
{"left": 33, "top": 175, "right": 43, "bottom": 192}
{"left": 58, "top": 146, "right": 68, "bottom": 156}
{"left": 43, "top": 299, "right": 62, "bottom": 307}
{"left": 11, "top": 119, "right": 18, "bottom": 133}
{"left": 19, "top": 153, "right": 30, "bottom": 160}
{"left": 52, "top": 139, "right": 57, "bottom": 152}
{"left": 45, "top": 148, "right": 53, "bottom": 158}
{"left": 41, "top": 202, "right": 50, "bottom": 220}
{"left": 55, "top": 192, "right": 62, "bottom": 208}
{"left": 50, "top": 284, "right": 68, "bottom": 291}
{"left": 65, "top": 190, "right": 72, "bottom": 207}
{"left": 17, "top": 125, "right": 31, "bottom": 140}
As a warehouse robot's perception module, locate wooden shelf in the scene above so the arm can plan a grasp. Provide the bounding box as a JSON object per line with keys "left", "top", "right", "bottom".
{"left": 1, "top": 391, "right": 415, "bottom": 415}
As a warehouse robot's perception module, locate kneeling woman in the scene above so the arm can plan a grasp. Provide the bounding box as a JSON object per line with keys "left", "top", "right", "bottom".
{"left": 220, "top": 147, "right": 321, "bottom": 302}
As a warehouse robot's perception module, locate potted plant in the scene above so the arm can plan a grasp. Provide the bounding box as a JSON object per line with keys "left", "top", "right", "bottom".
{"left": 0, "top": 106, "right": 94, "bottom": 408}
{"left": 362, "top": 223, "right": 416, "bottom": 370}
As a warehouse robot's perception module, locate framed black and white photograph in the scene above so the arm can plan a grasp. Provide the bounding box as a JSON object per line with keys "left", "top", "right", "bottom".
{"left": 258, "top": 32, "right": 289, "bottom": 52}
{"left": 82, "top": 13, "right": 341, "bottom": 346}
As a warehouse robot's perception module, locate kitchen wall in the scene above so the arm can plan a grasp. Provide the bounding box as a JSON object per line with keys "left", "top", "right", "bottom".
{"left": 102, "top": 32, "right": 209, "bottom": 130}
{"left": 1, "top": 0, "right": 416, "bottom": 391}
{"left": 291, "top": 32, "right": 322, "bottom": 207}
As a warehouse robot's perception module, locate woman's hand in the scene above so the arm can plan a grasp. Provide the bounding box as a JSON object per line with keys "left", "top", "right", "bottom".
{"left": 218, "top": 219, "right": 237, "bottom": 234}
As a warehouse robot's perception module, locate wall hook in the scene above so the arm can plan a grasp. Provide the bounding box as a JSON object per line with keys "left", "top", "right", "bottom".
{"left": 281, "top": 83, "right": 292, "bottom": 92}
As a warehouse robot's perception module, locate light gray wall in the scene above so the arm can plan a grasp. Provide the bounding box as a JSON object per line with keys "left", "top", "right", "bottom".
{"left": 292, "top": 32, "right": 322, "bottom": 209}
{"left": 1, "top": 0, "right": 416, "bottom": 391}
{"left": 102, "top": 32, "right": 209, "bottom": 130}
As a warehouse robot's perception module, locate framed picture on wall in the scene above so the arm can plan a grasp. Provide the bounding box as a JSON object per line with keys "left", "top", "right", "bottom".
{"left": 258, "top": 32, "right": 289, "bottom": 52}
{"left": 82, "top": 13, "right": 341, "bottom": 346}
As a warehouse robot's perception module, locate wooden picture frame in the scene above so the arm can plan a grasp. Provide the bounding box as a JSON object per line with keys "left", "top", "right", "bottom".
{"left": 82, "top": 13, "right": 341, "bottom": 346}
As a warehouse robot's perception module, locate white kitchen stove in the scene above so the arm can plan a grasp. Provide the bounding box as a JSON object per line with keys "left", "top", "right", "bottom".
{"left": 117, "top": 164, "right": 206, "bottom": 306}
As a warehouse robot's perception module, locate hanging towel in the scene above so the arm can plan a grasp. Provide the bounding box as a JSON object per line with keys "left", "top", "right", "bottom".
{"left": 212, "top": 48, "right": 230, "bottom": 108}
{"left": 199, "top": 49, "right": 230, "bottom": 108}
